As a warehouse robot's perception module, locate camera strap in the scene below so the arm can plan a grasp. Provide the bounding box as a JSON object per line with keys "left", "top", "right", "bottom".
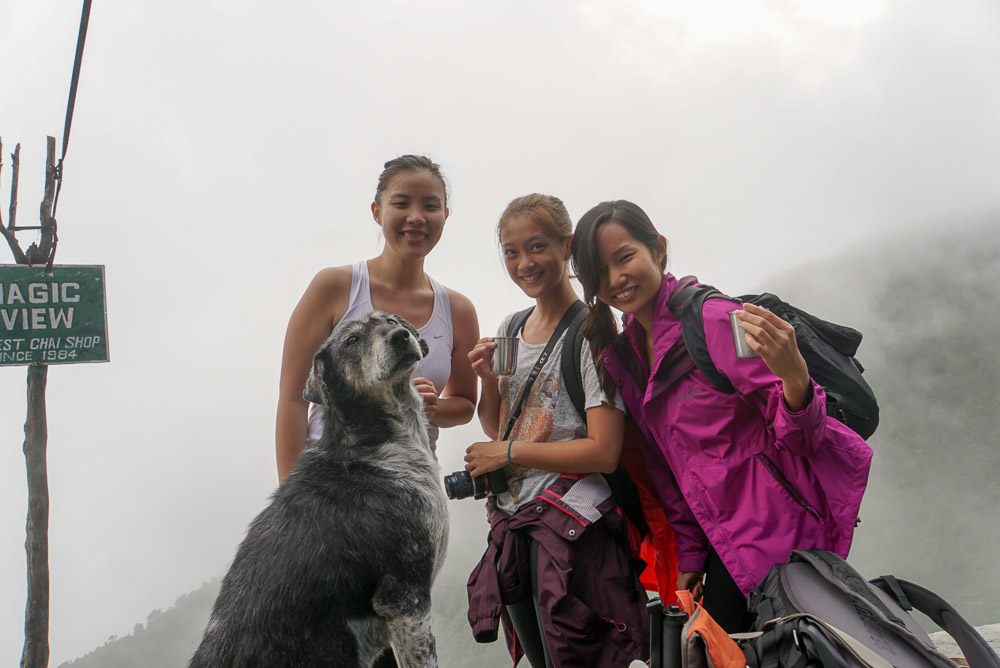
{"left": 500, "top": 301, "right": 587, "bottom": 441}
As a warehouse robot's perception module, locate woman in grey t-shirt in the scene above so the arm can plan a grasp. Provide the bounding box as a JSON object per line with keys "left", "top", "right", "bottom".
{"left": 464, "top": 194, "right": 648, "bottom": 668}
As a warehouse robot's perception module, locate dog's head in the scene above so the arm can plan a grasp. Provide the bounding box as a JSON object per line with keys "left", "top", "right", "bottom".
{"left": 303, "top": 311, "right": 429, "bottom": 408}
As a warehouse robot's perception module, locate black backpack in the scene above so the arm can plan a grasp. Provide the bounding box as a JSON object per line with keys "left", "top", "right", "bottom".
{"left": 667, "top": 276, "right": 880, "bottom": 440}
{"left": 742, "top": 549, "right": 1000, "bottom": 668}
{"left": 506, "top": 302, "right": 649, "bottom": 538}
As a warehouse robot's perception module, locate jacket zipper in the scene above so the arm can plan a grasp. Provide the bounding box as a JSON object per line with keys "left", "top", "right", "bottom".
{"left": 757, "top": 453, "right": 821, "bottom": 520}
{"left": 608, "top": 350, "right": 753, "bottom": 584}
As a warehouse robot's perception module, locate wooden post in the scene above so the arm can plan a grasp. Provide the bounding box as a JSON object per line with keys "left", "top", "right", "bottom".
{"left": 21, "top": 365, "right": 50, "bottom": 668}
{"left": 2, "top": 136, "right": 57, "bottom": 668}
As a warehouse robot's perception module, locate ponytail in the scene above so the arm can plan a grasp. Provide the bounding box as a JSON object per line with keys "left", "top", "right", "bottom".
{"left": 582, "top": 299, "right": 620, "bottom": 401}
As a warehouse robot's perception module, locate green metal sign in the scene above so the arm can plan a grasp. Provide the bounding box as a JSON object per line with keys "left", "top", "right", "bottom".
{"left": 0, "top": 265, "right": 109, "bottom": 366}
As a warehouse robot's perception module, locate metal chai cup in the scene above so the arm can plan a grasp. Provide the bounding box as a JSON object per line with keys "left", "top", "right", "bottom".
{"left": 729, "top": 310, "right": 760, "bottom": 359}
{"left": 491, "top": 337, "right": 519, "bottom": 376}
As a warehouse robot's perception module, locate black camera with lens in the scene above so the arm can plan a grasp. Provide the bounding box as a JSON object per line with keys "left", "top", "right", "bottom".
{"left": 443, "top": 468, "right": 508, "bottom": 501}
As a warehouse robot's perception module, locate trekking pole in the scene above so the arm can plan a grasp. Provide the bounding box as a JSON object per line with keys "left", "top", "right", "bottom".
{"left": 648, "top": 598, "right": 664, "bottom": 668}
{"left": 662, "top": 603, "right": 689, "bottom": 668}
{"left": 647, "top": 599, "right": 690, "bottom": 668}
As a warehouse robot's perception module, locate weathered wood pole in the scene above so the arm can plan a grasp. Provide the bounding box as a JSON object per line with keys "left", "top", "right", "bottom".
{"left": 21, "top": 365, "right": 50, "bottom": 668}
{"left": 2, "top": 136, "right": 58, "bottom": 668}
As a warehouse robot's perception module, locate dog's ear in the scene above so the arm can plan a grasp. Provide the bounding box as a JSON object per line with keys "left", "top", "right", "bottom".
{"left": 303, "top": 358, "right": 328, "bottom": 404}
{"left": 419, "top": 337, "right": 429, "bottom": 358}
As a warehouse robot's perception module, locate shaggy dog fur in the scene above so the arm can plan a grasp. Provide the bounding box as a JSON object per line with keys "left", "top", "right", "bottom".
{"left": 190, "top": 312, "right": 448, "bottom": 667}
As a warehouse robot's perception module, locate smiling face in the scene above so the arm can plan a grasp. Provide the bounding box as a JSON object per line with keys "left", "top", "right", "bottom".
{"left": 500, "top": 214, "right": 572, "bottom": 300}
{"left": 371, "top": 169, "right": 448, "bottom": 262}
{"left": 594, "top": 221, "right": 666, "bottom": 326}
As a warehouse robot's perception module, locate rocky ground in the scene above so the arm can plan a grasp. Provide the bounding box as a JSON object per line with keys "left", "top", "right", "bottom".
{"left": 929, "top": 624, "right": 1000, "bottom": 665}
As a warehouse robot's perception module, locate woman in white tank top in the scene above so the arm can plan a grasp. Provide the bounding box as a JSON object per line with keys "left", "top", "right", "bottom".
{"left": 276, "top": 155, "right": 480, "bottom": 483}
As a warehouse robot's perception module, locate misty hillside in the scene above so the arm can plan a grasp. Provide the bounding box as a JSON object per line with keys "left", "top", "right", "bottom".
{"left": 57, "top": 501, "right": 508, "bottom": 668}
{"left": 770, "top": 215, "right": 1000, "bottom": 625}
{"left": 60, "top": 217, "right": 1000, "bottom": 666}
{"left": 55, "top": 581, "right": 222, "bottom": 668}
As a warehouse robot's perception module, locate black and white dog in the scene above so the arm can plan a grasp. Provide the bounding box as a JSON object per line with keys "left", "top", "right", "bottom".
{"left": 190, "top": 312, "right": 448, "bottom": 667}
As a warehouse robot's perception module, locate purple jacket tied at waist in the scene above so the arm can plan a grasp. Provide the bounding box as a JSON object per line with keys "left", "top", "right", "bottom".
{"left": 599, "top": 274, "right": 873, "bottom": 596}
{"left": 467, "top": 474, "right": 649, "bottom": 667}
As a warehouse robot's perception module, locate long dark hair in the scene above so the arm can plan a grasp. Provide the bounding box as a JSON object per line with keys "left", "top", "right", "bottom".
{"left": 571, "top": 200, "right": 667, "bottom": 397}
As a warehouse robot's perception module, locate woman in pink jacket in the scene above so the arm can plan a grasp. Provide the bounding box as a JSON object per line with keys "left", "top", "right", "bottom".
{"left": 569, "top": 200, "right": 873, "bottom": 632}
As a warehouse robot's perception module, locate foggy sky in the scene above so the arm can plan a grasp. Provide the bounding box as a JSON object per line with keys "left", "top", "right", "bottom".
{"left": 2, "top": 0, "right": 999, "bottom": 663}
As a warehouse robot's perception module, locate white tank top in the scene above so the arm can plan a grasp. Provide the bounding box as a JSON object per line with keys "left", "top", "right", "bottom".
{"left": 306, "top": 260, "right": 453, "bottom": 451}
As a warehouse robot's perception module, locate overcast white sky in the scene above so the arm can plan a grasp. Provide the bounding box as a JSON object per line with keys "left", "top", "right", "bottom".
{"left": 2, "top": 0, "right": 999, "bottom": 663}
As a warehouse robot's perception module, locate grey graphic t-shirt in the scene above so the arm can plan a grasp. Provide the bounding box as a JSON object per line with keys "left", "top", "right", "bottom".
{"left": 494, "top": 312, "right": 625, "bottom": 514}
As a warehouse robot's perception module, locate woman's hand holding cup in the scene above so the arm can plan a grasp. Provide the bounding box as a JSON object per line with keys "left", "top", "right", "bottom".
{"left": 468, "top": 337, "right": 498, "bottom": 381}
{"left": 734, "top": 303, "right": 811, "bottom": 410}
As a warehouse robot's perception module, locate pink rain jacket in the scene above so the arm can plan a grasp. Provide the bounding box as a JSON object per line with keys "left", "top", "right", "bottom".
{"left": 599, "top": 274, "right": 873, "bottom": 595}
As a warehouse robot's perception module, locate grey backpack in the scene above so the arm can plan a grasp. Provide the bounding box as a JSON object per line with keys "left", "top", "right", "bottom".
{"left": 742, "top": 550, "right": 999, "bottom": 668}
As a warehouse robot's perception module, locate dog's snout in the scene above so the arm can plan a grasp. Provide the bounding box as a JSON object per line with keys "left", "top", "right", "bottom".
{"left": 389, "top": 327, "right": 411, "bottom": 348}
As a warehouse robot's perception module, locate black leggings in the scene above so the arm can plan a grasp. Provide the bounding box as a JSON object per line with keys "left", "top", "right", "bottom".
{"left": 701, "top": 549, "right": 755, "bottom": 634}
{"left": 505, "top": 539, "right": 553, "bottom": 668}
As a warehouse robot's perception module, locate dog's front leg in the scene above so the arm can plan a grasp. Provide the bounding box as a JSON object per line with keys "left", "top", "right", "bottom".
{"left": 384, "top": 612, "right": 437, "bottom": 668}
{"left": 372, "top": 578, "right": 437, "bottom": 668}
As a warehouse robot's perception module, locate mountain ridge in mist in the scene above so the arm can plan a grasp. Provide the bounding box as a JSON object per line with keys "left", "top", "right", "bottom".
{"left": 56, "top": 501, "right": 508, "bottom": 668}
{"left": 59, "top": 216, "right": 1000, "bottom": 666}
{"left": 785, "top": 215, "right": 1000, "bottom": 626}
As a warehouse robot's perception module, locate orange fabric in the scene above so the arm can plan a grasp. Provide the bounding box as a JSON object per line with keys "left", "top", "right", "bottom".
{"left": 638, "top": 539, "right": 659, "bottom": 591}
{"left": 620, "top": 417, "right": 680, "bottom": 605}
{"left": 675, "top": 590, "right": 747, "bottom": 668}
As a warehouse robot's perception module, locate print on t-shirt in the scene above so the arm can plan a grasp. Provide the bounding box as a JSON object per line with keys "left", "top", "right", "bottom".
{"left": 498, "top": 371, "right": 564, "bottom": 506}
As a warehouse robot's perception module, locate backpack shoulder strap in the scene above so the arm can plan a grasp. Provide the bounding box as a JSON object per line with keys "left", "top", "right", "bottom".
{"left": 667, "top": 277, "right": 737, "bottom": 394}
{"left": 506, "top": 306, "right": 535, "bottom": 337}
{"left": 560, "top": 301, "right": 589, "bottom": 422}
{"left": 666, "top": 275, "right": 703, "bottom": 316}
{"left": 871, "top": 576, "right": 1000, "bottom": 668}
{"left": 500, "top": 302, "right": 584, "bottom": 441}
{"left": 510, "top": 301, "right": 586, "bottom": 420}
